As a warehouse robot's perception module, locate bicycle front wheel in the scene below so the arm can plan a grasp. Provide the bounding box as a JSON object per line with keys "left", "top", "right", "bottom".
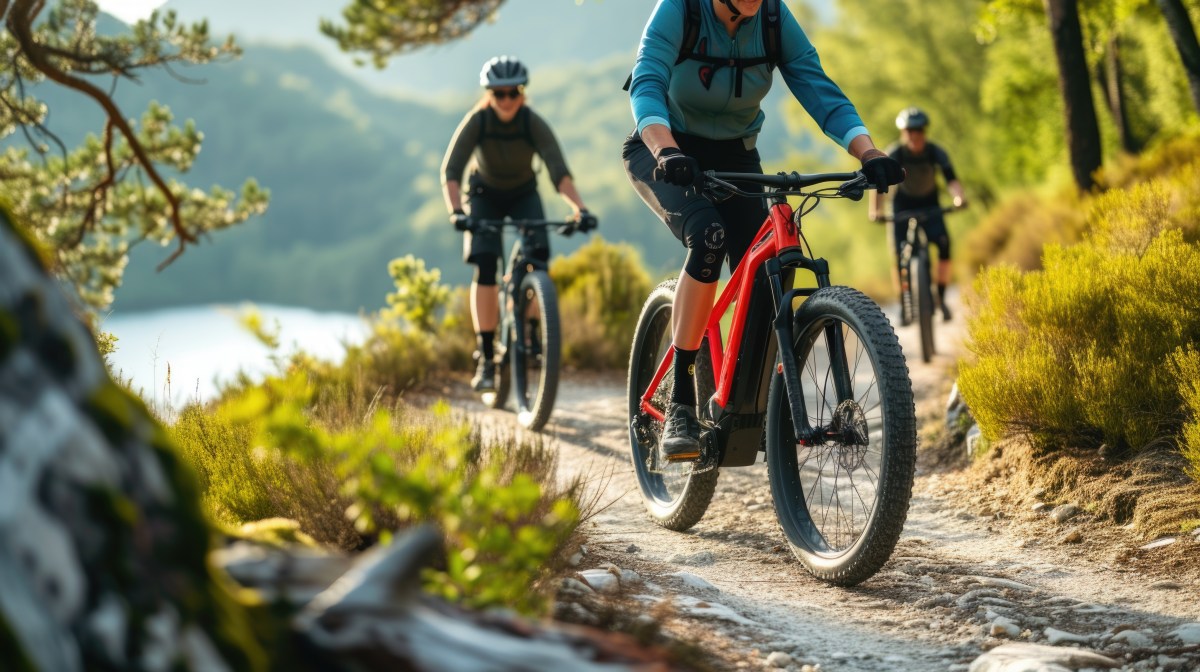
{"left": 766, "top": 286, "right": 916, "bottom": 586}
{"left": 511, "top": 270, "right": 560, "bottom": 431}
{"left": 627, "top": 279, "right": 718, "bottom": 531}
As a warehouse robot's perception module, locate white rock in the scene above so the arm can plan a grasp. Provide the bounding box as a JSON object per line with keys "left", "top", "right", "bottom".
{"left": 971, "top": 576, "right": 1036, "bottom": 592}
{"left": 667, "top": 572, "right": 718, "bottom": 592}
{"left": 1110, "top": 630, "right": 1152, "bottom": 648}
{"left": 618, "top": 569, "right": 643, "bottom": 587}
{"left": 1139, "top": 537, "right": 1177, "bottom": 551}
{"left": 577, "top": 569, "right": 620, "bottom": 594}
{"left": 1169, "top": 623, "right": 1200, "bottom": 645}
{"left": 559, "top": 578, "right": 593, "bottom": 596}
{"left": 567, "top": 551, "right": 583, "bottom": 567}
{"left": 968, "top": 643, "right": 1119, "bottom": 672}
{"left": 1044, "top": 627, "right": 1092, "bottom": 645}
{"left": 765, "top": 651, "right": 793, "bottom": 668}
{"left": 674, "top": 595, "right": 758, "bottom": 626}
{"left": 989, "top": 617, "right": 1021, "bottom": 638}
{"left": 667, "top": 551, "right": 716, "bottom": 566}
{"left": 1050, "top": 504, "right": 1079, "bottom": 524}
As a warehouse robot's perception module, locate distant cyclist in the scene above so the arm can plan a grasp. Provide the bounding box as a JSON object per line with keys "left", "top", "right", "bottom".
{"left": 442, "top": 56, "right": 596, "bottom": 392}
{"left": 869, "top": 106, "right": 966, "bottom": 321}
{"left": 623, "top": 0, "right": 904, "bottom": 461}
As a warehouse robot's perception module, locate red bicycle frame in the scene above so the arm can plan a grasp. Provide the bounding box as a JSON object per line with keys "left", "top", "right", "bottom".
{"left": 639, "top": 199, "right": 804, "bottom": 422}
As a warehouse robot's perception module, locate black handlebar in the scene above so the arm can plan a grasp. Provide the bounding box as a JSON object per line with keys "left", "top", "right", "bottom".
{"left": 470, "top": 217, "right": 595, "bottom": 235}
{"left": 707, "top": 170, "right": 863, "bottom": 190}
{"left": 702, "top": 170, "right": 873, "bottom": 201}
{"left": 881, "top": 205, "right": 960, "bottom": 223}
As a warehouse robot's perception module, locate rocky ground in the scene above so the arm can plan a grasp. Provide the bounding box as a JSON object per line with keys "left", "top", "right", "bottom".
{"left": 446, "top": 311, "right": 1200, "bottom": 672}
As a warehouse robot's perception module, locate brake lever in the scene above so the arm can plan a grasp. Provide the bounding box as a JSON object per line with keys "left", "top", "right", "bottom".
{"left": 837, "top": 174, "right": 869, "bottom": 202}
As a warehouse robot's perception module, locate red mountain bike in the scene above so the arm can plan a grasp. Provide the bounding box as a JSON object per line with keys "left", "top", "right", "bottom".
{"left": 627, "top": 169, "right": 917, "bottom": 586}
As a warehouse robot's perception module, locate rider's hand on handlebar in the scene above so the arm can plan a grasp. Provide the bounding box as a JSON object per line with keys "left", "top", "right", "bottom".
{"left": 953, "top": 196, "right": 968, "bottom": 209}
{"left": 450, "top": 209, "right": 472, "bottom": 232}
{"left": 859, "top": 150, "right": 905, "bottom": 194}
{"left": 653, "top": 147, "right": 703, "bottom": 189}
{"left": 575, "top": 209, "right": 598, "bottom": 233}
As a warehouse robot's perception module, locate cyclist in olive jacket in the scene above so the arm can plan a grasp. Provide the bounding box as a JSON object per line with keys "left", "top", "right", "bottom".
{"left": 869, "top": 107, "right": 966, "bottom": 322}
{"left": 623, "top": 0, "right": 904, "bottom": 462}
{"left": 442, "top": 56, "right": 596, "bottom": 392}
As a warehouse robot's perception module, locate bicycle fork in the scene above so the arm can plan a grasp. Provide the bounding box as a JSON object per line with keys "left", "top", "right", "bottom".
{"left": 765, "top": 256, "right": 854, "bottom": 446}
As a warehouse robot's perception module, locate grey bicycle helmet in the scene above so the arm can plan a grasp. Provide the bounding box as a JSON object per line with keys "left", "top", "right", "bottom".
{"left": 896, "top": 106, "right": 930, "bottom": 130}
{"left": 480, "top": 56, "right": 528, "bottom": 88}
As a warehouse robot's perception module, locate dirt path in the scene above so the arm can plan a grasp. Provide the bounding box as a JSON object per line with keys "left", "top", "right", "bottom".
{"left": 456, "top": 312, "right": 1200, "bottom": 671}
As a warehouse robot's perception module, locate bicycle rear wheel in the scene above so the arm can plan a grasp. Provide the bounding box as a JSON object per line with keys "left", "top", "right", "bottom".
{"left": 915, "top": 249, "right": 935, "bottom": 363}
{"left": 511, "top": 270, "right": 560, "bottom": 431}
{"left": 627, "top": 279, "right": 718, "bottom": 531}
{"left": 766, "top": 286, "right": 916, "bottom": 586}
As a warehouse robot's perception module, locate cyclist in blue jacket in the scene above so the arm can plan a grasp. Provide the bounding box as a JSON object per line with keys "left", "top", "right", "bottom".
{"left": 623, "top": 0, "right": 904, "bottom": 462}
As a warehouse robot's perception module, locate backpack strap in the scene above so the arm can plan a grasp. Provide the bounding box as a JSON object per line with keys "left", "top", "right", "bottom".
{"left": 675, "top": 0, "right": 703, "bottom": 65}
{"left": 623, "top": 0, "right": 781, "bottom": 97}
{"left": 761, "top": 0, "right": 780, "bottom": 70}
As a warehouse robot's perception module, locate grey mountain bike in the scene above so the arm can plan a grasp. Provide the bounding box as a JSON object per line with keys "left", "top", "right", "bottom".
{"left": 473, "top": 217, "right": 594, "bottom": 431}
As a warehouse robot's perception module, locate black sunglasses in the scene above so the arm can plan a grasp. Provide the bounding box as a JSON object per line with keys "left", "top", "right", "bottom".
{"left": 490, "top": 87, "right": 523, "bottom": 100}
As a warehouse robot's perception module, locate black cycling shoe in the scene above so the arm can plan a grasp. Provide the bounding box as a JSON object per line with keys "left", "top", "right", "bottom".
{"left": 660, "top": 403, "right": 701, "bottom": 463}
{"left": 941, "top": 303, "right": 953, "bottom": 323}
{"left": 471, "top": 356, "right": 497, "bottom": 392}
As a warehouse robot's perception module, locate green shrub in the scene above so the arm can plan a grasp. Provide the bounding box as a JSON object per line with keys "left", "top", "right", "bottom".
{"left": 173, "top": 373, "right": 580, "bottom": 613}
{"left": 550, "top": 236, "right": 652, "bottom": 370}
{"left": 960, "top": 176, "right": 1200, "bottom": 459}
{"left": 961, "top": 189, "right": 1085, "bottom": 274}
{"left": 1176, "top": 348, "right": 1200, "bottom": 479}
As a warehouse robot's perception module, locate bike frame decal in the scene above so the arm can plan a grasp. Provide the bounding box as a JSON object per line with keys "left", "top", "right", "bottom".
{"left": 640, "top": 200, "right": 800, "bottom": 418}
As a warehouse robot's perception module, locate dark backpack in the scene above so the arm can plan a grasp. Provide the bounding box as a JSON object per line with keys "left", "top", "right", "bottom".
{"left": 624, "top": 0, "right": 782, "bottom": 98}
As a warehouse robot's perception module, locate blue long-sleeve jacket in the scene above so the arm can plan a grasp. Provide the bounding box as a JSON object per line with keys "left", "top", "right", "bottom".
{"left": 630, "top": 0, "right": 868, "bottom": 150}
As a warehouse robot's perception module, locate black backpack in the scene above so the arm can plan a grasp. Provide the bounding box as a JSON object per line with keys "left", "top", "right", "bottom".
{"left": 623, "top": 0, "right": 782, "bottom": 98}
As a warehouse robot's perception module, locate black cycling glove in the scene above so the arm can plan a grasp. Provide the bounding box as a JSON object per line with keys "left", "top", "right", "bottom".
{"left": 576, "top": 209, "right": 598, "bottom": 232}
{"left": 860, "top": 151, "right": 905, "bottom": 194}
{"left": 653, "top": 147, "right": 703, "bottom": 188}
{"left": 450, "top": 209, "right": 471, "bottom": 232}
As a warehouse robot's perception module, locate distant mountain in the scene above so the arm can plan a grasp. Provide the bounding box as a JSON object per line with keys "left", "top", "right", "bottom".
{"left": 161, "top": 0, "right": 837, "bottom": 96}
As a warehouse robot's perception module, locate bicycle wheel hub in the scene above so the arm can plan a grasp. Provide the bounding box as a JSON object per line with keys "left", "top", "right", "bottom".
{"left": 831, "top": 399, "right": 870, "bottom": 470}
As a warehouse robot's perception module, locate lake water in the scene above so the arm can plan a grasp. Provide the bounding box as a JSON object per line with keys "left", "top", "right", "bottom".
{"left": 103, "top": 304, "right": 369, "bottom": 406}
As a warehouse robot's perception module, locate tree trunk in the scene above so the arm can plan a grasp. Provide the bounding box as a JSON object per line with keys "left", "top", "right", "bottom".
{"left": 1097, "top": 36, "right": 1142, "bottom": 154}
{"left": 1156, "top": 0, "right": 1200, "bottom": 113}
{"left": 1043, "top": 0, "right": 1104, "bottom": 191}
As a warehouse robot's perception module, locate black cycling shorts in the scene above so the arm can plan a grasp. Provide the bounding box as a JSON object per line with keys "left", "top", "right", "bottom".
{"left": 463, "top": 175, "right": 550, "bottom": 265}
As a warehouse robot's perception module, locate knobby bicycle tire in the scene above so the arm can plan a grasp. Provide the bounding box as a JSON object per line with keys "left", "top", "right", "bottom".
{"left": 765, "top": 286, "right": 916, "bottom": 586}
{"left": 627, "top": 279, "right": 719, "bottom": 531}
{"left": 915, "top": 248, "right": 935, "bottom": 363}
{"left": 512, "top": 270, "right": 560, "bottom": 431}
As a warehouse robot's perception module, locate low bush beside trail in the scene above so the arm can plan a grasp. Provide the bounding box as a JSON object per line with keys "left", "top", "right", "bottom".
{"left": 959, "top": 173, "right": 1200, "bottom": 478}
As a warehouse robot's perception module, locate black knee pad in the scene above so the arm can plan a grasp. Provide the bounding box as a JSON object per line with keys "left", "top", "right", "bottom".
{"left": 682, "top": 219, "right": 727, "bottom": 282}
{"left": 473, "top": 256, "right": 499, "bottom": 286}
